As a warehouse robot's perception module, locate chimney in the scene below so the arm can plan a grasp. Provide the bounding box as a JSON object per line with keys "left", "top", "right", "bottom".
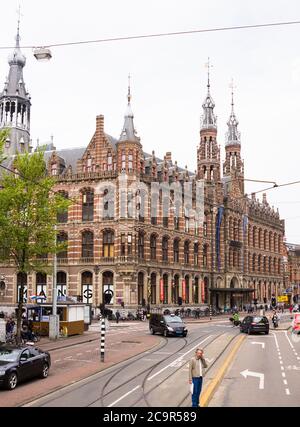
{"left": 96, "top": 115, "right": 104, "bottom": 135}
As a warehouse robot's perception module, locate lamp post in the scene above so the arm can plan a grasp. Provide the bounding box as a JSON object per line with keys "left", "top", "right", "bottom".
{"left": 49, "top": 224, "right": 59, "bottom": 340}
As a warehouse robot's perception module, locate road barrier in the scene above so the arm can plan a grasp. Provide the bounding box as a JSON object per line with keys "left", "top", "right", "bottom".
{"left": 100, "top": 317, "right": 106, "bottom": 362}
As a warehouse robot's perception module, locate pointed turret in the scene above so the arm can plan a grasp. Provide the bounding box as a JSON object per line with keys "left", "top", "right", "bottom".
{"left": 117, "top": 76, "right": 142, "bottom": 174}
{"left": 226, "top": 86, "right": 241, "bottom": 146}
{"left": 197, "top": 59, "right": 220, "bottom": 182}
{"left": 223, "top": 83, "right": 244, "bottom": 194}
{"left": 119, "top": 76, "right": 139, "bottom": 143}
{"left": 0, "top": 20, "right": 31, "bottom": 156}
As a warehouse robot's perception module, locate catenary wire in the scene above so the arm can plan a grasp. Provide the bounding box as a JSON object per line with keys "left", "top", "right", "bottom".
{"left": 0, "top": 20, "right": 300, "bottom": 50}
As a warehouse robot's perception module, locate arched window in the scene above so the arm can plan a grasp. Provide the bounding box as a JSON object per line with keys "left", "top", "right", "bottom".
{"left": 82, "top": 190, "right": 94, "bottom": 222}
{"left": 57, "top": 191, "right": 68, "bottom": 223}
{"left": 57, "top": 232, "right": 68, "bottom": 259}
{"left": 258, "top": 229, "right": 262, "bottom": 249}
{"left": 252, "top": 254, "right": 256, "bottom": 272}
{"left": 162, "top": 236, "right": 168, "bottom": 262}
{"left": 264, "top": 230, "right": 268, "bottom": 250}
{"left": 82, "top": 271, "right": 93, "bottom": 304}
{"left": 269, "top": 257, "right": 272, "bottom": 273}
{"left": 269, "top": 232, "right": 273, "bottom": 252}
{"left": 184, "top": 241, "right": 190, "bottom": 264}
{"left": 203, "top": 214, "right": 208, "bottom": 237}
{"left": 203, "top": 277, "right": 209, "bottom": 304}
{"left": 258, "top": 255, "right": 261, "bottom": 272}
{"left": 103, "top": 230, "right": 114, "bottom": 258}
{"left": 278, "top": 258, "right": 281, "bottom": 275}
{"left": 107, "top": 152, "right": 113, "bottom": 171}
{"left": 150, "top": 234, "right": 157, "bottom": 260}
{"left": 233, "top": 219, "right": 238, "bottom": 240}
{"left": 173, "top": 239, "right": 180, "bottom": 263}
{"left": 248, "top": 224, "right": 252, "bottom": 247}
{"left": 82, "top": 231, "right": 94, "bottom": 259}
{"left": 229, "top": 217, "right": 233, "bottom": 240}
{"left": 138, "top": 232, "right": 145, "bottom": 259}
{"left": 274, "top": 233, "right": 277, "bottom": 253}
{"left": 253, "top": 227, "right": 256, "bottom": 248}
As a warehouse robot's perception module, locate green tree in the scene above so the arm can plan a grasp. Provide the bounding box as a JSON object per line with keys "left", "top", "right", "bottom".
{"left": 0, "top": 148, "right": 70, "bottom": 342}
{"left": 0, "top": 128, "right": 10, "bottom": 164}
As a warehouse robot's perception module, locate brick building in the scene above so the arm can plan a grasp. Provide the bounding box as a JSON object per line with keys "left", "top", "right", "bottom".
{"left": 286, "top": 243, "right": 300, "bottom": 303}
{"left": 0, "top": 31, "right": 286, "bottom": 314}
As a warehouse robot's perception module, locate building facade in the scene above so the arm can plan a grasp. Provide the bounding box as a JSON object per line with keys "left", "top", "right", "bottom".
{"left": 0, "top": 30, "right": 286, "bottom": 314}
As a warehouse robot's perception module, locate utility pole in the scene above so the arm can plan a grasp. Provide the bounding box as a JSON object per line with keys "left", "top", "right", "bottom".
{"left": 49, "top": 224, "right": 59, "bottom": 340}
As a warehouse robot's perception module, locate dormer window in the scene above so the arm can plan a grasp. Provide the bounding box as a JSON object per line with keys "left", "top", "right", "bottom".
{"left": 87, "top": 157, "right": 92, "bottom": 172}
{"left": 121, "top": 151, "right": 126, "bottom": 171}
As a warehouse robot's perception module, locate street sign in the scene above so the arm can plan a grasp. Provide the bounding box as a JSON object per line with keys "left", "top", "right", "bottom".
{"left": 278, "top": 296, "right": 288, "bottom": 303}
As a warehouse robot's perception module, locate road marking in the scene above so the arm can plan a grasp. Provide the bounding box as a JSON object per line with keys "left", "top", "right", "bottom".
{"left": 280, "top": 361, "right": 283, "bottom": 364}
{"left": 76, "top": 353, "right": 83, "bottom": 356}
{"left": 278, "top": 356, "right": 282, "bottom": 360}
{"left": 283, "top": 379, "right": 288, "bottom": 385}
{"left": 282, "top": 372, "right": 286, "bottom": 378}
{"left": 108, "top": 385, "right": 140, "bottom": 407}
{"left": 284, "top": 331, "right": 295, "bottom": 350}
{"left": 281, "top": 366, "right": 284, "bottom": 371}
{"left": 86, "top": 350, "right": 92, "bottom": 353}
{"left": 286, "top": 389, "right": 290, "bottom": 395}
{"left": 153, "top": 351, "right": 172, "bottom": 355}
{"left": 240, "top": 369, "right": 264, "bottom": 389}
{"left": 143, "top": 358, "right": 157, "bottom": 362}
{"left": 54, "top": 359, "right": 61, "bottom": 363}
{"left": 251, "top": 342, "right": 265, "bottom": 349}
{"left": 147, "top": 335, "right": 212, "bottom": 381}
{"left": 64, "top": 356, "right": 73, "bottom": 360}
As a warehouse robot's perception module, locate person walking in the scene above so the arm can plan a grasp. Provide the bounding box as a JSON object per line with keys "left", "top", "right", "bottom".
{"left": 188, "top": 348, "right": 208, "bottom": 407}
{"left": 115, "top": 310, "right": 120, "bottom": 324}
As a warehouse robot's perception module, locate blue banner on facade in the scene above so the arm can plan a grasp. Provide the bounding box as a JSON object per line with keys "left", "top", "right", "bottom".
{"left": 216, "top": 206, "right": 224, "bottom": 271}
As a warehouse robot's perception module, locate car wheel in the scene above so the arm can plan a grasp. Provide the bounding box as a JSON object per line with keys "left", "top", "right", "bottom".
{"left": 163, "top": 329, "right": 168, "bottom": 337}
{"left": 265, "top": 330, "right": 269, "bottom": 335}
{"left": 183, "top": 332, "right": 187, "bottom": 337}
{"left": 150, "top": 327, "right": 155, "bottom": 335}
{"left": 6, "top": 372, "right": 18, "bottom": 390}
{"left": 40, "top": 363, "right": 49, "bottom": 379}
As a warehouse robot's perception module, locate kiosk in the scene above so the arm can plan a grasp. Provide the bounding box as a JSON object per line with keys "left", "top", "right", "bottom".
{"left": 26, "top": 300, "right": 86, "bottom": 336}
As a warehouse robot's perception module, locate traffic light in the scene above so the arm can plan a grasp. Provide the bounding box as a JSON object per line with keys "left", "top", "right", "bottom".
{"left": 271, "top": 297, "right": 276, "bottom": 307}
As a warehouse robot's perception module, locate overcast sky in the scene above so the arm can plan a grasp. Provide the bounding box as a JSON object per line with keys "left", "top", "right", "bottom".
{"left": 0, "top": 0, "right": 300, "bottom": 243}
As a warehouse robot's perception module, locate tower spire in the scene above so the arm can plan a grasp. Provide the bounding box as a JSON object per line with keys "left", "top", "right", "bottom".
{"left": 200, "top": 58, "right": 217, "bottom": 130}
{"left": 0, "top": 9, "right": 31, "bottom": 156}
{"left": 119, "top": 75, "right": 139, "bottom": 142}
{"left": 226, "top": 79, "right": 240, "bottom": 145}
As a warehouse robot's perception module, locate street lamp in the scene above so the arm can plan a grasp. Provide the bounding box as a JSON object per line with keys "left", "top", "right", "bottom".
{"left": 33, "top": 47, "right": 52, "bottom": 62}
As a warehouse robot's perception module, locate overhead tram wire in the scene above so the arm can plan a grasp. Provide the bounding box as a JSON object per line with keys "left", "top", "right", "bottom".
{"left": 1, "top": 162, "right": 300, "bottom": 211}
{"left": 0, "top": 19, "right": 300, "bottom": 50}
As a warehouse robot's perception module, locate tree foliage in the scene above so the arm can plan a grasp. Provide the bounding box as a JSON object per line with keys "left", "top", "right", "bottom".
{"left": 0, "top": 148, "right": 70, "bottom": 340}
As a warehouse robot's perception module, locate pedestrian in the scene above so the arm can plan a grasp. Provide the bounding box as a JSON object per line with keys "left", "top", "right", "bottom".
{"left": 115, "top": 310, "right": 120, "bottom": 324}
{"left": 189, "top": 348, "right": 208, "bottom": 407}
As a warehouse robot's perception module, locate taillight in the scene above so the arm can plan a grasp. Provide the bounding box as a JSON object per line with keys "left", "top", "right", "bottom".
{"left": 251, "top": 322, "right": 256, "bottom": 325}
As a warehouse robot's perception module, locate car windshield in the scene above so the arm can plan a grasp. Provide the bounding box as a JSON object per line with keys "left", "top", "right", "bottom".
{"left": 164, "top": 315, "right": 182, "bottom": 323}
{"left": 0, "top": 349, "right": 20, "bottom": 362}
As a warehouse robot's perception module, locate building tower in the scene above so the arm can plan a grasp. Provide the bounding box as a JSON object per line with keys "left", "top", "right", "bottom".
{"left": 223, "top": 84, "right": 244, "bottom": 195}
{"left": 197, "top": 60, "right": 221, "bottom": 182}
{"left": 0, "top": 21, "right": 31, "bottom": 156}
{"left": 116, "top": 76, "right": 142, "bottom": 174}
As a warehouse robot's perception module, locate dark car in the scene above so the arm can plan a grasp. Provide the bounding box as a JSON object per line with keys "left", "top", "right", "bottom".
{"left": 0, "top": 345, "right": 51, "bottom": 390}
{"left": 240, "top": 316, "right": 269, "bottom": 335}
{"left": 149, "top": 313, "right": 188, "bottom": 337}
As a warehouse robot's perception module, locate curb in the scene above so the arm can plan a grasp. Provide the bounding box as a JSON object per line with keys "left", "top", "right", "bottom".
{"left": 200, "top": 334, "right": 246, "bottom": 407}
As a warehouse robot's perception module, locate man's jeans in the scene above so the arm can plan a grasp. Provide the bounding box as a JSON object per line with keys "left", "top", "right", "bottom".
{"left": 191, "top": 376, "right": 203, "bottom": 407}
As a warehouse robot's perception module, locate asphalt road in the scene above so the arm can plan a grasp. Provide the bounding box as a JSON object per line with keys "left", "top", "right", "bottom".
{"left": 210, "top": 328, "right": 300, "bottom": 407}
{"left": 25, "top": 321, "right": 238, "bottom": 407}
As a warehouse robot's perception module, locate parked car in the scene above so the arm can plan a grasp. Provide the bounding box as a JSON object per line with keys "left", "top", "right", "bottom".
{"left": 149, "top": 313, "right": 188, "bottom": 337}
{"left": 240, "top": 315, "right": 269, "bottom": 335}
{"left": 0, "top": 345, "right": 51, "bottom": 390}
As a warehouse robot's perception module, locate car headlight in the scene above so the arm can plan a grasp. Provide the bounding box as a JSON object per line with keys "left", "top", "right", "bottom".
{"left": 167, "top": 326, "right": 174, "bottom": 332}
{"left": 0, "top": 370, "right": 6, "bottom": 376}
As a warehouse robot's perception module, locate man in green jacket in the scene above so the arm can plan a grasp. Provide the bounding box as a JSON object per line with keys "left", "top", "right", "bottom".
{"left": 189, "top": 348, "right": 208, "bottom": 407}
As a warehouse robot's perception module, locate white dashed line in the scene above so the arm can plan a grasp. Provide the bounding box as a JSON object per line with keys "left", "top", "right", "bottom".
{"left": 86, "top": 350, "right": 92, "bottom": 353}
{"left": 286, "top": 389, "right": 290, "bottom": 395}
{"left": 76, "top": 353, "right": 83, "bottom": 356}
{"left": 54, "top": 359, "right": 61, "bottom": 363}
{"left": 64, "top": 356, "right": 73, "bottom": 360}
{"left": 281, "top": 366, "right": 284, "bottom": 371}
{"left": 282, "top": 372, "right": 286, "bottom": 378}
{"left": 283, "top": 379, "right": 288, "bottom": 385}
{"left": 280, "top": 361, "right": 283, "bottom": 364}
